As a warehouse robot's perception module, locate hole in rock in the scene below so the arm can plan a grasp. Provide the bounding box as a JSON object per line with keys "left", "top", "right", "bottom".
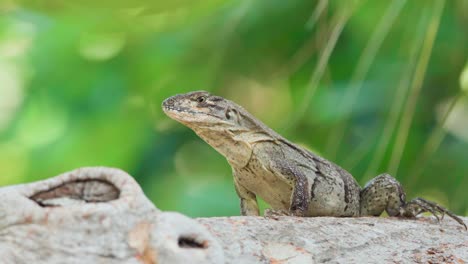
{"left": 30, "top": 180, "right": 120, "bottom": 207}
{"left": 178, "top": 236, "right": 208, "bottom": 249}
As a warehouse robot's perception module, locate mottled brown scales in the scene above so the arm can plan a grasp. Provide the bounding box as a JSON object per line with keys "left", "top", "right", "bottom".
{"left": 162, "top": 91, "right": 466, "bottom": 229}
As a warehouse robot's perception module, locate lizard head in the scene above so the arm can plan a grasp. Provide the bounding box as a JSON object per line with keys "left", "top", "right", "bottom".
{"left": 162, "top": 90, "right": 246, "bottom": 129}
{"left": 162, "top": 90, "right": 278, "bottom": 167}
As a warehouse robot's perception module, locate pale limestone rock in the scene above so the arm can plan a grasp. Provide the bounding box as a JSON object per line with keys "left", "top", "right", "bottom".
{"left": 0, "top": 167, "right": 224, "bottom": 264}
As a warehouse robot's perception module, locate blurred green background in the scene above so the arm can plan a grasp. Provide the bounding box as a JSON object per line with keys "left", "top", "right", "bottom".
{"left": 0, "top": 0, "right": 467, "bottom": 217}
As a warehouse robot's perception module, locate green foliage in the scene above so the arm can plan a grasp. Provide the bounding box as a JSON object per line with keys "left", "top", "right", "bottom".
{"left": 0, "top": 0, "right": 467, "bottom": 216}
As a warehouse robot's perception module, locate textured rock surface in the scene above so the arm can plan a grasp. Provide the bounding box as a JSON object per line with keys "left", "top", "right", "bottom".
{"left": 1, "top": 167, "right": 466, "bottom": 264}
{"left": 0, "top": 167, "right": 224, "bottom": 264}
{"left": 198, "top": 216, "right": 468, "bottom": 263}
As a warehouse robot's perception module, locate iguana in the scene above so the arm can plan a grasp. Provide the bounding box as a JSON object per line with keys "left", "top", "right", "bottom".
{"left": 162, "top": 90, "right": 466, "bottom": 229}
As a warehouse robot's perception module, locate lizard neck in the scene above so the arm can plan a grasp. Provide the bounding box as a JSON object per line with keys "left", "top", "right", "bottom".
{"left": 190, "top": 125, "right": 275, "bottom": 168}
{"left": 192, "top": 127, "right": 253, "bottom": 168}
{"left": 179, "top": 102, "right": 282, "bottom": 167}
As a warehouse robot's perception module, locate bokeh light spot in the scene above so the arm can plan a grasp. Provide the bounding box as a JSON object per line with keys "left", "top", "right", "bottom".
{"left": 437, "top": 96, "right": 468, "bottom": 142}
{"left": 78, "top": 32, "right": 125, "bottom": 61}
{"left": 0, "top": 21, "right": 35, "bottom": 58}
{"left": 0, "top": 61, "right": 25, "bottom": 131}
{"left": 460, "top": 64, "right": 468, "bottom": 92}
{"left": 16, "top": 99, "right": 68, "bottom": 148}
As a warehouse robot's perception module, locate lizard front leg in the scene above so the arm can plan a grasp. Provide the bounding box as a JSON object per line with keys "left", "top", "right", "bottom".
{"left": 361, "top": 173, "right": 466, "bottom": 229}
{"left": 270, "top": 160, "right": 312, "bottom": 217}
{"left": 233, "top": 171, "right": 259, "bottom": 216}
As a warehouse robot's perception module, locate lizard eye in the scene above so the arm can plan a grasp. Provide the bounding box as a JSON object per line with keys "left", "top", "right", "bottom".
{"left": 196, "top": 96, "right": 206, "bottom": 103}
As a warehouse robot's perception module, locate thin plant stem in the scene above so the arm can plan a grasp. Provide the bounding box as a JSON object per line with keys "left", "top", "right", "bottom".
{"left": 341, "top": 134, "right": 375, "bottom": 172}
{"left": 289, "top": 2, "right": 358, "bottom": 128}
{"left": 325, "top": 0, "right": 407, "bottom": 159}
{"left": 407, "top": 92, "right": 464, "bottom": 188}
{"left": 362, "top": 8, "right": 430, "bottom": 181}
{"left": 280, "top": 0, "right": 328, "bottom": 76}
{"left": 388, "top": 0, "right": 446, "bottom": 175}
{"left": 305, "top": 0, "right": 329, "bottom": 30}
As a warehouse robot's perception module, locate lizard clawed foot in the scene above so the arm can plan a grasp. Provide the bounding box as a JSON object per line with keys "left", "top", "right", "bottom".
{"left": 264, "top": 208, "right": 307, "bottom": 220}
{"left": 401, "top": 198, "right": 467, "bottom": 230}
{"left": 264, "top": 209, "right": 292, "bottom": 220}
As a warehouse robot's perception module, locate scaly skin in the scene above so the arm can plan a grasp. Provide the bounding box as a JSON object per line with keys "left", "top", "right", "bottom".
{"left": 162, "top": 91, "right": 466, "bottom": 229}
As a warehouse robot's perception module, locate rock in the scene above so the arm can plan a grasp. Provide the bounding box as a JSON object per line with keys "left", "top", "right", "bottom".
{"left": 1, "top": 167, "right": 466, "bottom": 264}
{"left": 198, "top": 215, "right": 468, "bottom": 263}
{"left": 0, "top": 167, "right": 223, "bottom": 264}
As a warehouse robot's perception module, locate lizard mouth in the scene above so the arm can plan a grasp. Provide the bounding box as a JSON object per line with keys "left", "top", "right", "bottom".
{"left": 162, "top": 105, "right": 197, "bottom": 119}
{"left": 162, "top": 96, "right": 226, "bottom": 124}
{"left": 162, "top": 98, "right": 209, "bottom": 122}
{"left": 163, "top": 105, "right": 222, "bottom": 121}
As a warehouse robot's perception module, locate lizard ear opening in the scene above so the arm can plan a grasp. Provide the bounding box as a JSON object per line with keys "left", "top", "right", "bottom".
{"left": 225, "top": 110, "right": 232, "bottom": 120}
{"left": 225, "top": 108, "right": 239, "bottom": 122}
